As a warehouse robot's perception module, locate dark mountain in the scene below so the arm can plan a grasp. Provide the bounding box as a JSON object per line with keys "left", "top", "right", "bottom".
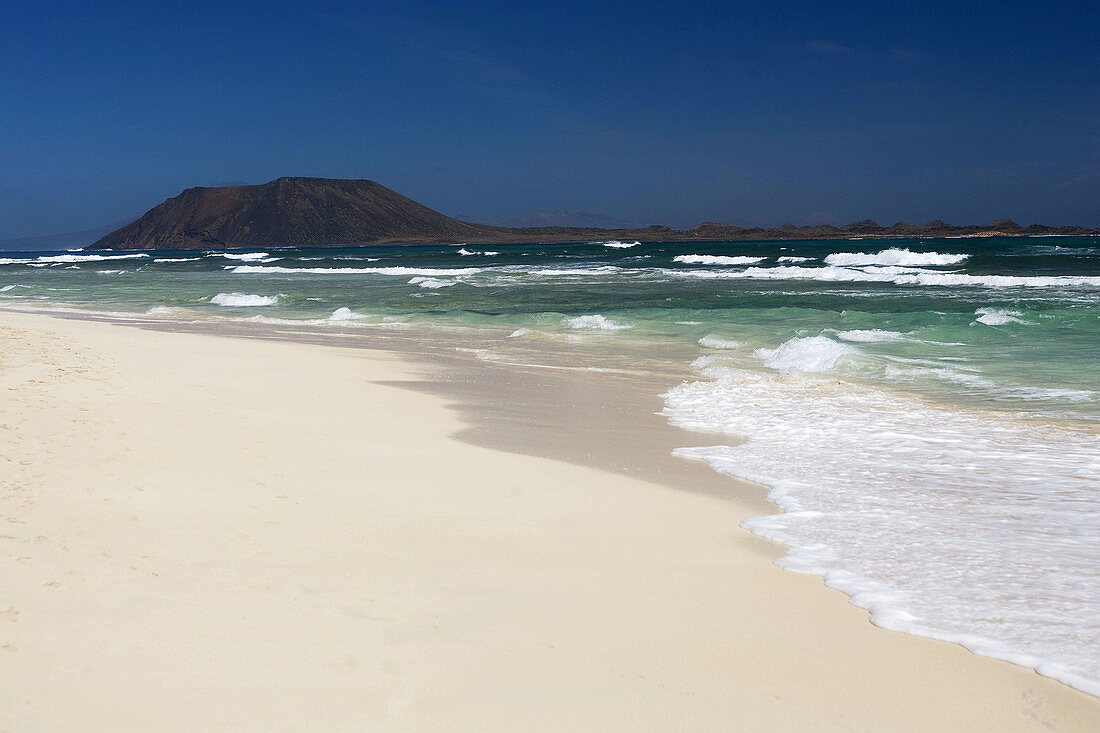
{"left": 89, "top": 177, "right": 1100, "bottom": 250}
{"left": 90, "top": 177, "right": 505, "bottom": 250}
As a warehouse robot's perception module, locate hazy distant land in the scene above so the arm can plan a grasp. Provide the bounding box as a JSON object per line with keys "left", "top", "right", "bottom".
{"left": 87, "top": 177, "right": 1099, "bottom": 250}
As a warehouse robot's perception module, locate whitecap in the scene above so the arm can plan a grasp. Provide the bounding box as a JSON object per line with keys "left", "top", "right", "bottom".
{"left": 408, "top": 276, "right": 456, "bottom": 289}
{"left": 832, "top": 329, "right": 909, "bottom": 343}
{"left": 823, "top": 248, "right": 969, "bottom": 266}
{"left": 973, "top": 307, "right": 1032, "bottom": 326}
{"left": 232, "top": 265, "right": 484, "bottom": 276}
{"left": 327, "top": 307, "right": 364, "bottom": 321}
{"left": 565, "top": 314, "right": 633, "bottom": 330}
{"left": 674, "top": 254, "right": 767, "bottom": 265}
{"left": 218, "top": 252, "right": 270, "bottom": 261}
{"left": 753, "top": 335, "right": 859, "bottom": 373}
{"left": 210, "top": 293, "right": 279, "bottom": 307}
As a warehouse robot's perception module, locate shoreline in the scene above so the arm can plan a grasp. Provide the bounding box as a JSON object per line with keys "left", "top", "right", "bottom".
{"left": 2, "top": 309, "right": 1098, "bottom": 730}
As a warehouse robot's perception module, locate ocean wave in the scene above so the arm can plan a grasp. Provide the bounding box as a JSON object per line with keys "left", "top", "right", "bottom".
{"left": 565, "top": 314, "right": 633, "bottom": 330}
{"left": 218, "top": 252, "right": 270, "bottom": 261}
{"left": 669, "top": 264, "right": 1100, "bottom": 289}
{"left": 457, "top": 248, "right": 500, "bottom": 256}
{"left": 664, "top": 366, "right": 1100, "bottom": 696}
{"left": 972, "top": 307, "right": 1032, "bottom": 326}
{"left": 210, "top": 293, "right": 280, "bottom": 306}
{"left": 698, "top": 335, "right": 742, "bottom": 349}
{"left": 231, "top": 265, "right": 485, "bottom": 276}
{"left": 777, "top": 256, "right": 815, "bottom": 263}
{"left": 327, "top": 307, "right": 365, "bottom": 321}
{"left": 753, "top": 335, "right": 859, "bottom": 373}
{"left": 673, "top": 254, "right": 768, "bottom": 265}
{"left": 408, "top": 276, "right": 456, "bottom": 289}
{"left": 0, "top": 253, "right": 150, "bottom": 265}
{"left": 597, "top": 240, "right": 640, "bottom": 248}
{"left": 832, "top": 329, "right": 910, "bottom": 343}
{"left": 153, "top": 257, "right": 202, "bottom": 263}
{"left": 824, "top": 248, "right": 969, "bottom": 266}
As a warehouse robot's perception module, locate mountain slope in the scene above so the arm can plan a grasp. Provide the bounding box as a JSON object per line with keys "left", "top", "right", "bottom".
{"left": 90, "top": 177, "right": 502, "bottom": 250}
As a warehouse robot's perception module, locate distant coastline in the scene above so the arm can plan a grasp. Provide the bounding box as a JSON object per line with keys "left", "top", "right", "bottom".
{"left": 88, "top": 177, "right": 1099, "bottom": 251}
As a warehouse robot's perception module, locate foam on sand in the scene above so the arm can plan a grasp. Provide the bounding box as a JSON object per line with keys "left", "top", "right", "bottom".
{"left": 664, "top": 361, "right": 1100, "bottom": 696}
{"left": 210, "top": 293, "right": 280, "bottom": 307}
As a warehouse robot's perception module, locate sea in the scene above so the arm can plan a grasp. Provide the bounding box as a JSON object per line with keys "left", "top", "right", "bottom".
{"left": 2, "top": 236, "right": 1098, "bottom": 695}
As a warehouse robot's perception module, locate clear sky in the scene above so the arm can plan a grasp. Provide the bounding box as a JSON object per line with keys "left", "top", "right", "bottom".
{"left": 2, "top": 0, "right": 1097, "bottom": 239}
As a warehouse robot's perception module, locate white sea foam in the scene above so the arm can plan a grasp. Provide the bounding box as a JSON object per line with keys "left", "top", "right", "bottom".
{"left": 674, "top": 254, "right": 767, "bottom": 265}
{"left": 41, "top": 253, "right": 149, "bottom": 263}
{"left": 698, "top": 335, "right": 742, "bottom": 349}
{"left": 598, "top": 240, "right": 640, "bottom": 248}
{"left": 210, "top": 293, "right": 279, "bottom": 307}
{"left": 664, "top": 366, "right": 1100, "bottom": 696}
{"left": 753, "top": 335, "right": 859, "bottom": 373}
{"left": 973, "top": 307, "right": 1031, "bottom": 326}
{"left": 668, "top": 265, "right": 1100, "bottom": 289}
{"left": 232, "top": 265, "right": 483, "bottom": 276}
{"left": 777, "top": 256, "right": 815, "bottom": 263}
{"left": 327, "top": 307, "right": 364, "bottom": 321}
{"left": 824, "top": 248, "right": 969, "bottom": 266}
{"left": 153, "top": 257, "right": 202, "bottom": 263}
{"left": 219, "top": 252, "right": 270, "bottom": 261}
{"left": 507, "top": 328, "right": 531, "bottom": 338}
{"left": 565, "top": 314, "right": 633, "bottom": 330}
{"left": 832, "top": 329, "right": 909, "bottom": 343}
{"left": 408, "top": 276, "right": 456, "bottom": 289}
{"left": 1, "top": 253, "right": 149, "bottom": 265}
{"left": 457, "top": 248, "right": 500, "bottom": 256}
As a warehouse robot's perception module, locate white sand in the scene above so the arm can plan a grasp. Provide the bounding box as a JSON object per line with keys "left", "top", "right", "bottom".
{"left": 1, "top": 310, "right": 1097, "bottom": 731}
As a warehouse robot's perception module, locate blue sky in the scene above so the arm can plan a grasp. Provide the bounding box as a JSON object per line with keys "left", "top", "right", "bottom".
{"left": 1, "top": 0, "right": 1097, "bottom": 238}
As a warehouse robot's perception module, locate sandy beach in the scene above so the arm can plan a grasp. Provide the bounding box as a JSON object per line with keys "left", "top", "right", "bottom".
{"left": 1, "top": 310, "right": 1097, "bottom": 731}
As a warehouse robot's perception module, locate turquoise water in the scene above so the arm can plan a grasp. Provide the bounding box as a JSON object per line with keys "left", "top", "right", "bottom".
{"left": 3, "top": 237, "right": 1099, "bottom": 693}
{"left": 3, "top": 238, "right": 1098, "bottom": 420}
